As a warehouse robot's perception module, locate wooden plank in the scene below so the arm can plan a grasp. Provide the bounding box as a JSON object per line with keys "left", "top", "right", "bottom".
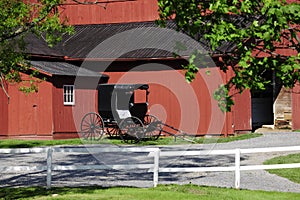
{"left": 53, "top": 164, "right": 153, "bottom": 170}
{"left": 241, "top": 163, "right": 300, "bottom": 171}
{"left": 0, "top": 166, "right": 47, "bottom": 172}
{"left": 159, "top": 166, "right": 236, "bottom": 173}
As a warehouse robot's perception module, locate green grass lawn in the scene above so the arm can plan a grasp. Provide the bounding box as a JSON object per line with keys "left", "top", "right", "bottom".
{"left": 0, "top": 138, "right": 83, "bottom": 148}
{"left": 264, "top": 153, "right": 300, "bottom": 184}
{"left": 0, "top": 133, "right": 262, "bottom": 148}
{"left": 0, "top": 184, "right": 299, "bottom": 200}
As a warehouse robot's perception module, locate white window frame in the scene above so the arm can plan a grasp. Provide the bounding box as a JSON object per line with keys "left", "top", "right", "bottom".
{"left": 63, "top": 85, "right": 75, "bottom": 105}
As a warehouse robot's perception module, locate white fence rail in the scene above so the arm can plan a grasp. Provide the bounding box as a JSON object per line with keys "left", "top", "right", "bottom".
{"left": 0, "top": 147, "right": 160, "bottom": 189}
{"left": 1, "top": 146, "right": 300, "bottom": 189}
{"left": 159, "top": 146, "right": 300, "bottom": 189}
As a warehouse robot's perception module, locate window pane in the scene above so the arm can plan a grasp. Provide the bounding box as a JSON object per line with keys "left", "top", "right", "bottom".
{"left": 63, "top": 85, "right": 75, "bottom": 105}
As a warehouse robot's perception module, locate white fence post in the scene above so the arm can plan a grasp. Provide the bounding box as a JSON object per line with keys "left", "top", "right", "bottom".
{"left": 46, "top": 147, "right": 53, "bottom": 189}
{"left": 153, "top": 149, "right": 160, "bottom": 187}
{"left": 235, "top": 148, "right": 241, "bottom": 189}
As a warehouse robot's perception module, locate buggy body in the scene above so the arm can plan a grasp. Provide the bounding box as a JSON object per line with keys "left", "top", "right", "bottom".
{"left": 80, "top": 83, "right": 161, "bottom": 143}
{"left": 98, "top": 84, "right": 149, "bottom": 123}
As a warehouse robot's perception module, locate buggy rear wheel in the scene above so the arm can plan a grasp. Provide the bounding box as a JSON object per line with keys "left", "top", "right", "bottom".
{"left": 119, "top": 116, "right": 145, "bottom": 144}
{"left": 80, "top": 112, "right": 105, "bottom": 140}
{"left": 106, "top": 125, "right": 119, "bottom": 138}
{"left": 144, "top": 114, "right": 162, "bottom": 140}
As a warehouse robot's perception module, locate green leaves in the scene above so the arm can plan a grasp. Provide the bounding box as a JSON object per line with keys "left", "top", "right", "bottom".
{"left": 183, "top": 54, "right": 199, "bottom": 83}
{"left": 0, "top": 0, "right": 73, "bottom": 94}
{"left": 158, "top": 0, "right": 300, "bottom": 112}
{"left": 213, "top": 85, "right": 234, "bottom": 112}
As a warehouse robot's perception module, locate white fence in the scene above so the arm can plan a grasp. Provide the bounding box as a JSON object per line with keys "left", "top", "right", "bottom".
{"left": 1, "top": 146, "right": 300, "bottom": 189}
{"left": 0, "top": 147, "right": 160, "bottom": 189}
{"left": 159, "top": 146, "right": 300, "bottom": 189}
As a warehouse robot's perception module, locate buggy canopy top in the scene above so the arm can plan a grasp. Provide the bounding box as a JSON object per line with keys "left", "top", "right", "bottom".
{"left": 97, "top": 83, "right": 149, "bottom": 121}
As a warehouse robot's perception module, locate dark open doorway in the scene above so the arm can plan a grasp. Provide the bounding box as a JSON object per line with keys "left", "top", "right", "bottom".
{"left": 251, "top": 70, "right": 282, "bottom": 130}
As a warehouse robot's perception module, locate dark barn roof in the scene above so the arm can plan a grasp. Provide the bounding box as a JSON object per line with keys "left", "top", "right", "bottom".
{"left": 25, "top": 19, "right": 257, "bottom": 60}
{"left": 30, "top": 60, "right": 109, "bottom": 77}
{"left": 26, "top": 21, "right": 194, "bottom": 59}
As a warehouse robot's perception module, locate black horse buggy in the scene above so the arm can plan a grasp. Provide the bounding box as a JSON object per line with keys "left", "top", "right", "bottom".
{"left": 80, "top": 84, "right": 162, "bottom": 143}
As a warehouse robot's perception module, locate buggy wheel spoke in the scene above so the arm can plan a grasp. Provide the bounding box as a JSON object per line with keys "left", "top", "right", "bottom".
{"left": 119, "top": 116, "right": 145, "bottom": 144}
{"left": 81, "top": 127, "right": 91, "bottom": 132}
{"left": 106, "top": 126, "right": 119, "bottom": 137}
{"left": 143, "top": 114, "right": 162, "bottom": 140}
{"left": 80, "top": 112, "right": 105, "bottom": 140}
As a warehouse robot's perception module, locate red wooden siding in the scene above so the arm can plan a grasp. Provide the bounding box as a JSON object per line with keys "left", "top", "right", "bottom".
{"left": 61, "top": 0, "right": 159, "bottom": 25}
{"left": 0, "top": 68, "right": 252, "bottom": 139}
{"left": 52, "top": 88, "right": 98, "bottom": 136}
{"left": 232, "top": 90, "right": 252, "bottom": 132}
{"left": 224, "top": 67, "right": 252, "bottom": 133}
{"left": 0, "top": 85, "right": 8, "bottom": 136}
{"left": 52, "top": 76, "right": 99, "bottom": 138}
{"left": 102, "top": 67, "right": 248, "bottom": 135}
{"left": 52, "top": 76, "right": 77, "bottom": 135}
{"left": 6, "top": 75, "right": 53, "bottom": 137}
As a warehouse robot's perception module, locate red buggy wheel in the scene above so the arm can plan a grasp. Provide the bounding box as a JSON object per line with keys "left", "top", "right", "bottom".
{"left": 80, "top": 112, "right": 105, "bottom": 140}
{"left": 119, "top": 116, "right": 145, "bottom": 143}
{"left": 144, "top": 114, "right": 162, "bottom": 140}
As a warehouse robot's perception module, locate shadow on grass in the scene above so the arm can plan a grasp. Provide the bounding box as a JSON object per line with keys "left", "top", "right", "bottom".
{"left": 0, "top": 186, "right": 115, "bottom": 199}
{"left": 0, "top": 133, "right": 263, "bottom": 148}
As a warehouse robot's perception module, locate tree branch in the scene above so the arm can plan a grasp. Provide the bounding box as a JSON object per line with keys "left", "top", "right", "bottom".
{"left": 0, "top": 4, "right": 57, "bottom": 43}
{"left": 288, "top": 27, "right": 300, "bottom": 52}
{"left": 252, "top": 45, "right": 282, "bottom": 58}
{"left": 0, "top": 73, "right": 10, "bottom": 104}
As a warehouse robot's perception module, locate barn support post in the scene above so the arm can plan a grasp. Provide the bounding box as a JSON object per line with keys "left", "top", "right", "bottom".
{"left": 235, "top": 148, "right": 241, "bottom": 189}
{"left": 153, "top": 149, "right": 160, "bottom": 187}
{"left": 46, "top": 147, "right": 53, "bottom": 189}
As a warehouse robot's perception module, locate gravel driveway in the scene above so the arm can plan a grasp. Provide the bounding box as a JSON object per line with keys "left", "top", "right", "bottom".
{"left": 159, "top": 131, "right": 300, "bottom": 193}
{"left": 1, "top": 131, "right": 300, "bottom": 193}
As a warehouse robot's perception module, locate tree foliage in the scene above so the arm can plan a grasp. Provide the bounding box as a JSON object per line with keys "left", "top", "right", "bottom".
{"left": 157, "top": 0, "right": 300, "bottom": 111}
{"left": 0, "top": 0, "right": 133, "bottom": 101}
{"left": 0, "top": 0, "right": 73, "bottom": 98}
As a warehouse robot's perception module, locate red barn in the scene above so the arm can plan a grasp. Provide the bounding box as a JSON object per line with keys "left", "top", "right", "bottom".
{"left": 1, "top": 0, "right": 298, "bottom": 139}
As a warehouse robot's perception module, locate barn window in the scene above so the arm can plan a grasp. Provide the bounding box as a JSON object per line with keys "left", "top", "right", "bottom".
{"left": 63, "top": 85, "right": 75, "bottom": 105}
